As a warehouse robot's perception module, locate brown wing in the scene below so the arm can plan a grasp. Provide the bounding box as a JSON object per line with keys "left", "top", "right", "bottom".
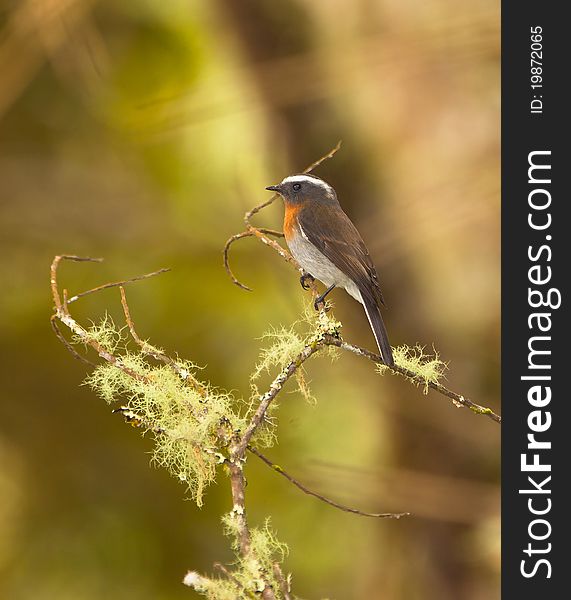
{"left": 298, "top": 202, "right": 386, "bottom": 306}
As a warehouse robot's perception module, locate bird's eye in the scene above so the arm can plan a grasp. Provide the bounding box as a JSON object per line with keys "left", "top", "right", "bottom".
{"left": 292, "top": 183, "right": 301, "bottom": 191}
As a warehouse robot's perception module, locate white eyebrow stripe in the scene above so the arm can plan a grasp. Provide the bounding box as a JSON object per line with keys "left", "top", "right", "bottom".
{"left": 281, "top": 174, "right": 333, "bottom": 192}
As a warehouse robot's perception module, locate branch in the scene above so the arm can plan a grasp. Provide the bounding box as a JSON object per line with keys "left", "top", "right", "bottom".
{"left": 232, "top": 338, "right": 325, "bottom": 458}
{"left": 223, "top": 228, "right": 284, "bottom": 291}
{"left": 50, "top": 255, "right": 170, "bottom": 384}
{"left": 324, "top": 337, "right": 501, "bottom": 424}
{"left": 227, "top": 458, "right": 251, "bottom": 555}
{"left": 248, "top": 446, "right": 409, "bottom": 519}
{"left": 220, "top": 333, "right": 334, "bottom": 600}
{"left": 272, "top": 563, "right": 291, "bottom": 600}
{"left": 213, "top": 563, "right": 258, "bottom": 600}
{"left": 67, "top": 268, "right": 170, "bottom": 304}
{"left": 221, "top": 337, "right": 329, "bottom": 600}
{"left": 222, "top": 145, "right": 501, "bottom": 426}
{"left": 50, "top": 314, "right": 97, "bottom": 366}
{"left": 51, "top": 255, "right": 280, "bottom": 599}
{"left": 226, "top": 454, "right": 278, "bottom": 600}
{"left": 119, "top": 286, "right": 209, "bottom": 396}
{"left": 50, "top": 255, "right": 102, "bottom": 312}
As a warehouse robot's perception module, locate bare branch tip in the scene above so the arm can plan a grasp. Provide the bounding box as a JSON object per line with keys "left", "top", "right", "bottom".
{"left": 59, "top": 254, "right": 104, "bottom": 263}
{"left": 248, "top": 446, "right": 407, "bottom": 519}
{"left": 223, "top": 231, "right": 255, "bottom": 291}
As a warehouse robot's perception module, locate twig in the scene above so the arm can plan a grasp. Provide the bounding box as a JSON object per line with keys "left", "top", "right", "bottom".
{"left": 50, "top": 255, "right": 103, "bottom": 312}
{"left": 248, "top": 446, "right": 409, "bottom": 519}
{"left": 301, "top": 139, "right": 342, "bottom": 174}
{"left": 213, "top": 563, "right": 258, "bottom": 600}
{"left": 243, "top": 140, "right": 342, "bottom": 227}
{"left": 119, "top": 286, "right": 208, "bottom": 396}
{"left": 325, "top": 337, "right": 501, "bottom": 424}
{"left": 225, "top": 227, "right": 301, "bottom": 291}
{"left": 51, "top": 256, "right": 152, "bottom": 383}
{"left": 50, "top": 314, "right": 97, "bottom": 366}
{"left": 223, "top": 229, "right": 284, "bottom": 291}
{"left": 66, "top": 268, "right": 170, "bottom": 304}
{"left": 233, "top": 339, "right": 325, "bottom": 458}
{"left": 224, "top": 142, "right": 342, "bottom": 291}
{"left": 272, "top": 563, "right": 291, "bottom": 600}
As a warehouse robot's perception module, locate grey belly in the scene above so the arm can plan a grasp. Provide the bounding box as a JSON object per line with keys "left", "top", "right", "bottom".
{"left": 288, "top": 231, "right": 362, "bottom": 303}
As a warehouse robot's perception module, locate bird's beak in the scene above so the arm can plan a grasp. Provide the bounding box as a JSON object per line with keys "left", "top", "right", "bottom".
{"left": 265, "top": 184, "right": 281, "bottom": 193}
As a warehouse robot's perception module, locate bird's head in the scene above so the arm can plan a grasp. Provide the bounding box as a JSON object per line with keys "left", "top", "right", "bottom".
{"left": 266, "top": 174, "right": 337, "bottom": 205}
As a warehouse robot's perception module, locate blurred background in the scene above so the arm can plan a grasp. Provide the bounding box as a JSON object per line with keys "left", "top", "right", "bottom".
{"left": 0, "top": 0, "right": 499, "bottom": 598}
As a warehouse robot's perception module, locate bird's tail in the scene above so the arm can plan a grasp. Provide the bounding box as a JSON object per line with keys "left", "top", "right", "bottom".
{"left": 361, "top": 293, "right": 394, "bottom": 366}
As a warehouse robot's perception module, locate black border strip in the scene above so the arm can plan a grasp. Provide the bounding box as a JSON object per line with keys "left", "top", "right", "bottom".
{"left": 502, "top": 3, "right": 568, "bottom": 596}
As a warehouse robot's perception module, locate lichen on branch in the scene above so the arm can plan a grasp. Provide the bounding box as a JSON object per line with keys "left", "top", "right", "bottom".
{"left": 376, "top": 343, "right": 448, "bottom": 393}
{"left": 84, "top": 329, "right": 246, "bottom": 505}
{"left": 50, "top": 142, "right": 499, "bottom": 600}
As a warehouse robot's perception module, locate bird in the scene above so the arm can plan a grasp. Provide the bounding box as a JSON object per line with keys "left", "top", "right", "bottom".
{"left": 266, "top": 173, "right": 394, "bottom": 366}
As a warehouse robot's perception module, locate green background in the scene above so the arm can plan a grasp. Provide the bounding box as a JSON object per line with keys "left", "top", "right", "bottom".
{"left": 0, "top": 1, "right": 500, "bottom": 598}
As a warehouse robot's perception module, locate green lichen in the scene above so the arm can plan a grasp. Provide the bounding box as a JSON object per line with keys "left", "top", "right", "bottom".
{"left": 218, "top": 513, "right": 289, "bottom": 597}
{"left": 251, "top": 304, "right": 341, "bottom": 398}
{"left": 184, "top": 572, "right": 242, "bottom": 600}
{"left": 377, "top": 344, "right": 448, "bottom": 393}
{"left": 85, "top": 335, "right": 246, "bottom": 506}
{"left": 251, "top": 325, "right": 307, "bottom": 382}
{"left": 249, "top": 322, "right": 311, "bottom": 431}
{"left": 470, "top": 405, "right": 492, "bottom": 415}
{"left": 248, "top": 304, "right": 342, "bottom": 447}
{"left": 304, "top": 302, "right": 342, "bottom": 340}
{"left": 74, "top": 314, "right": 125, "bottom": 353}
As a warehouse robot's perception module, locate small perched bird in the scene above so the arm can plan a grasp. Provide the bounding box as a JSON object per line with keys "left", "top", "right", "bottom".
{"left": 266, "top": 174, "right": 394, "bottom": 366}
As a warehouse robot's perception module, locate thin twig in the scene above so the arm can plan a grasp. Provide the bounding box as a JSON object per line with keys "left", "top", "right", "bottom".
{"left": 224, "top": 227, "right": 301, "bottom": 291}
{"left": 50, "top": 314, "right": 97, "bottom": 366}
{"left": 213, "top": 563, "right": 258, "bottom": 600}
{"left": 50, "top": 255, "right": 103, "bottom": 311}
{"left": 51, "top": 256, "right": 152, "bottom": 383}
{"left": 119, "top": 286, "right": 208, "bottom": 396}
{"left": 223, "top": 229, "right": 284, "bottom": 291}
{"left": 243, "top": 140, "right": 341, "bottom": 226}
{"left": 225, "top": 142, "right": 342, "bottom": 291}
{"left": 223, "top": 231, "right": 254, "bottom": 291}
{"left": 233, "top": 339, "right": 325, "bottom": 458}
{"left": 301, "top": 139, "right": 342, "bottom": 174}
{"left": 325, "top": 337, "right": 501, "bottom": 424}
{"left": 244, "top": 196, "right": 279, "bottom": 227}
{"left": 248, "top": 446, "right": 409, "bottom": 519}
{"left": 66, "top": 268, "right": 170, "bottom": 304}
{"left": 272, "top": 563, "right": 291, "bottom": 600}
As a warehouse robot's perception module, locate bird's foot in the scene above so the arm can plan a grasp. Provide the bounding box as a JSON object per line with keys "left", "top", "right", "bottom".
{"left": 313, "top": 283, "right": 335, "bottom": 311}
{"left": 300, "top": 272, "right": 315, "bottom": 290}
{"left": 313, "top": 297, "right": 331, "bottom": 312}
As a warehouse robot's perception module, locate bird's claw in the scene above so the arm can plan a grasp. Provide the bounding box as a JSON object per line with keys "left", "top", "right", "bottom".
{"left": 300, "top": 272, "right": 315, "bottom": 290}
{"left": 313, "top": 298, "right": 330, "bottom": 312}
